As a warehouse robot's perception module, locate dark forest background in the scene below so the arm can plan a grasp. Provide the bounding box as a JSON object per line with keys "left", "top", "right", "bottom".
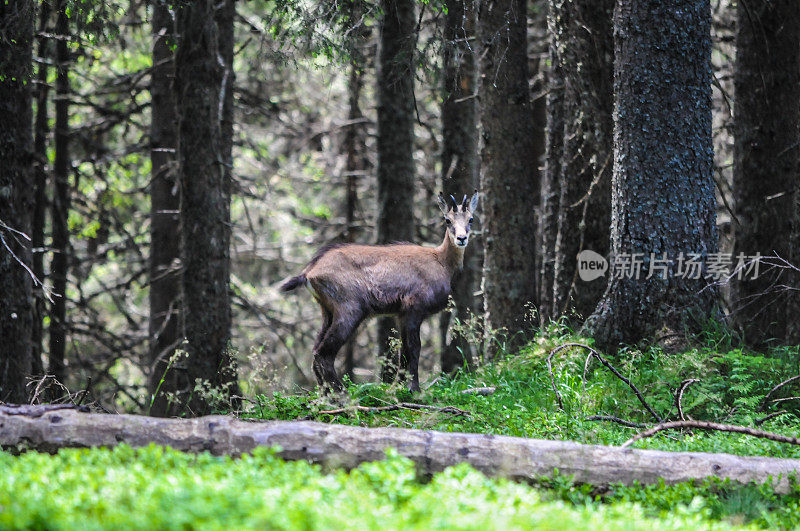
{"left": 1, "top": 0, "right": 798, "bottom": 416}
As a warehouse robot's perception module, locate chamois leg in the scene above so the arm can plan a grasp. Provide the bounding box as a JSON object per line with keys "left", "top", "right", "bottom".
{"left": 313, "top": 310, "right": 362, "bottom": 393}
{"left": 311, "top": 306, "right": 333, "bottom": 386}
{"left": 400, "top": 314, "right": 423, "bottom": 393}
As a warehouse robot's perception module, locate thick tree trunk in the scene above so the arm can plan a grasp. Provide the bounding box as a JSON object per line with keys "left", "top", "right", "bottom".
{"left": 550, "top": 0, "right": 613, "bottom": 322}
{"left": 732, "top": 0, "right": 800, "bottom": 344}
{"left": 0, "top": 0, "right": 35, "bottom": 403}
{"left": 148, "top": 0, "right": 181, "bottom": 416}
{"left": 440, "top": 0, "right": 478, "bottom": 373}
{"left": 583, "top": 0, "right": 717, "bottom": 349}
{"left": 48, "top": 0, "right": 70, "bottom": 385}
{"left": 174, "top": 0, "right": 237, "bottom": 415}
{"left": 30, "top": 0, "right": 51, "bottom": 379}
{"left": 375, "top": 0, "right": 416, "bottom": 381}
{"left": 478, "top": 0, "right": 538, "bottom": 349}
{"left": 2, "top": 406, "right": 800, "bottom": 493}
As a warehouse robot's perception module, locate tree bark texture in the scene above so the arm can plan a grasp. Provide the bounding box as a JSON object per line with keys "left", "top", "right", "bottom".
{"left": 215, "top": 0, "right": 240, "bottom": 407}
{"left": 375, "top": 0, "right": 416, "bottom": 381}
{"left": 174, "top": 0, "right": 237, "bottom": 415}
{"left": 48, "top": 0, "right": 70, "bottom": 385}
{"left": 2, "top": 407, "right": 799, "bottom": 493}
{"left": 550, "top": 0, "right": 613, "bottom": 322}
{"left": 440, "top": 0, "right": 479, "bottom": 373}
{"left": 0, "top": 0, "right": 35, "bottom": 403}
{"left": 732, "top": 0, "right": 800, "bottom": 344}
{"left": 341, "top": 6, "right": 370, "bottom": 381}
{"left": 148, "top": 0, "right": 182, "bottom": 416}
{"left": 478, "top": 0, "right": 539, "bottom": 348}
{"left": 583, "top": 0, "right": 717, "bottom": 349}
{"left": 31, "top": 0, "right": 51, "bottom": 378}
{"left": 538, "top": 5, "right": 563, "bottom": 325}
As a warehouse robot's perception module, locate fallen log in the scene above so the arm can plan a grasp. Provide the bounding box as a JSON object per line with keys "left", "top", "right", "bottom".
{"left": 1, "top": 405, "right": 799, "bottom": 492}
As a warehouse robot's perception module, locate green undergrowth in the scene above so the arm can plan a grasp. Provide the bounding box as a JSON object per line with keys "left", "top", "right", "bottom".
{"left": 5, "top": 326, "right": 800, "bottom": 529}
{"left": 249, "top": 324, "right": 800, "bottom": 459}
{"left": 238, "top": 324, "right": 800, "bottom": 528}
{"left": 1, "top": 444, "right": 793, "bottom": 530}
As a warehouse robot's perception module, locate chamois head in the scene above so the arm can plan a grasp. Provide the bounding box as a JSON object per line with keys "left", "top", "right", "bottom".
{"left": 437, "top": 190, "right": 479, "bottom": 249}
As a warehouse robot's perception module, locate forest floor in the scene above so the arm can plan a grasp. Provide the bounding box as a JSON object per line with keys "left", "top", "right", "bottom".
{"left": 3, "top": 325, "right": 800, "bottom": 529}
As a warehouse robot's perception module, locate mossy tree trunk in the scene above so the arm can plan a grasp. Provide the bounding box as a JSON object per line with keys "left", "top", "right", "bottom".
{"left": 478, "top": 0, "right": 539, "bottom": 349}
{"left": 732, "top": 0, "right": 800, "bottom": 344}
{"left": 583, "top": 0, "right": 717, "bottom": 349}
{"left": 375, "top": 0, "right": 416, "bottom": 381}
{"left": 0, "top": 0, "right": 35, "bottom": 403}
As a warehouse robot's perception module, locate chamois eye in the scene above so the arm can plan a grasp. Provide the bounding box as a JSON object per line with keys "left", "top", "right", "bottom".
{"left": 444, "top": 218, "right": 451, "bottom": 225}
{"left": 468, "top": 218, "right": 473, "bottom": 223}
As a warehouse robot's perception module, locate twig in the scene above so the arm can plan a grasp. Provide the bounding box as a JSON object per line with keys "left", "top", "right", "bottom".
{"left": 675, "top": 379, "right": 700, "bottom": 421}
{"left": 27, "top": 374, "right": 71, "bottom": 404}
{"left": 0, "top": 220, "right": 55, "bottom": 302}
{"left": 769, "top": 396, "right": 800, "bottom": 405}
{"left": 721, "top": 406, "right": 739, "bottom": 423}
{"left": 622, "top": 420, "right": 800, "bottom": 449}
{"left": 76, "top": 377, "right": 93, "bottom": 406}
{"left": 755, "top": 410, "right": 789, "bottom": 426}
{"left": 313, "top": 402, "right": 470, "bottom": 418}
{"left": 585, "top": 415, "right": 647, "bottom": 428}
{"left": 761, "top": 375, "right": 800, "bottom": 411}
{"left": 547, "top": 343, "right": 662, "bottom": 423}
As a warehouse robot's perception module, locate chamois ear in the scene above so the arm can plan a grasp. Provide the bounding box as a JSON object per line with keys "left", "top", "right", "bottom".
{"left": 437, "top": 192, "right": 450, "bottom": 214}
{"left": 469, "top": 189, "right": 479, "bottom": 212}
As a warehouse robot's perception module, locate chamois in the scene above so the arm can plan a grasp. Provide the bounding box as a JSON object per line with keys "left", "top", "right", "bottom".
{"left": 280, "top": 190, "right": 479, "bottom": 393}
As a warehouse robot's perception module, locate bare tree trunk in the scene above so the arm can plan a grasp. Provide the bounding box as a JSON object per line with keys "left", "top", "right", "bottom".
{"left": 538, "top": 5, "right": 563, "bottom": 325}
{"left": 148, "top": 0, "right": 181, "bottom": 416}
{"left": 439, "top": 0, "right": 478, "bottom": 373}
{"left": 583, "top": 0, "right": 717, "bottom": 349}
{"left": 0, "top": 0, "right": 35, "bottom": 403}
{"left": 48, "top": 0, "right": 70, "bottom": 385}
{"left": 174, "top": 0, "right": 237, "bottom": 415}
{"left": 375, "top": 0, "right": 416, "bottom": 382}
{"left": 31, "top": 0, "right": 52, "bottom": 379}
{"left": 732, "top": 0, "right": 800, "bottom": 344}
{"left": 478, "top": 0, "right": 539, "bottom": 350}
{"left": 341, "top": 8, "right": 369, "bottom": 381}
{"left": 216, "top": 0, "right": 240, "bottom": 407}
{"left": 550, "top": 0, "right": 613, "bottom": 322}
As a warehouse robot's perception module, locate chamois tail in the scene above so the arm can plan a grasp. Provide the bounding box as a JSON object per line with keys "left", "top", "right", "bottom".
{"left": 279, "top": 273, "right": 307, "bottom": 293}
